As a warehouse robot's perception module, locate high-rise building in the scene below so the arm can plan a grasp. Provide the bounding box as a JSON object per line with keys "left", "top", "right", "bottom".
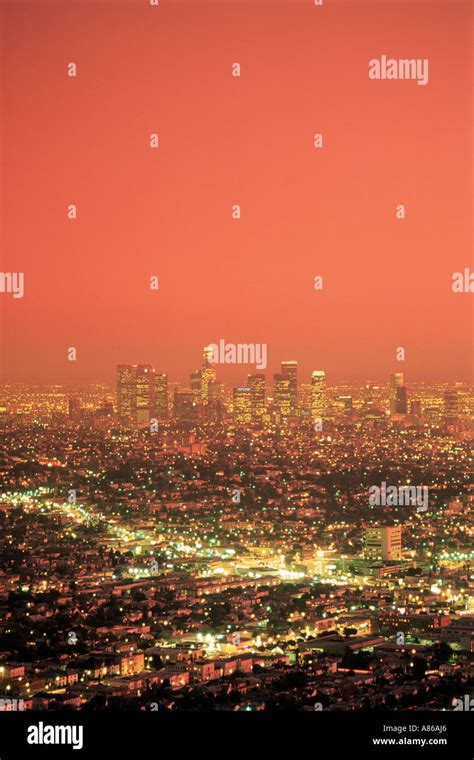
{"left": 248, "top": 374, "right": 266, "bottom": 422}
{"left": 395, "top": 385, "right": 408, "bottom": 415}
{"left": 203, "top": 345, "right": 214, "bottom": 366}
{"left": 117, "top": 364, "right": 138, "bottom": 423}
{"left": 190, "top": 369, "right": 202, "bottom": 399}
{"left": 299, "top": 383, "right": 312, "bottom": 415}
{"left": 174, "top": 389, "right": 197, "bottom": 423}
{"left": 281, "top": 361, "right": 298, "bottom": 416}
{"left": 233, "top": 387, "right": 252, "bottom": 424}
{"left": 155, "top": 373, "right": 168, "bottom": 419}
{"left": 117, "top": 364, "right": 160, "bottom": 426}
{"left": 136, "top": 364, "right": 154, "bottom": 425}
{"left": 200, "top": 365, "right": 216, "bottom": 404}
{"left": 310, "top": 371, "right": 326, "bottom": 419}
{"left": 364, "top": 526, "right": 402, "bottom": 561}
{"left": 273, "top": 374, "right": 292, "bottom": 420}
{"left": 205, "top": 380, "right": 224, "bottom": 421}
{"left": 390, "top": 372, "right": 404, "bottom": 388}
{"left": 389, "top": 373, "right": 405, "bottom": 414}
{"left": 200, "top": 346, "right": 216, "bottom": 404}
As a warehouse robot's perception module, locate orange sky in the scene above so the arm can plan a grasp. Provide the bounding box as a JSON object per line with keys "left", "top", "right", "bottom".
{"left": 0, "top": 0, "right": 472, "bottom": 385}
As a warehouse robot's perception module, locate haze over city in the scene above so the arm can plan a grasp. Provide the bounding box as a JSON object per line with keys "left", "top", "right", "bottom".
{"left": 0, "top": 0, "right": 472, "bottom": 384}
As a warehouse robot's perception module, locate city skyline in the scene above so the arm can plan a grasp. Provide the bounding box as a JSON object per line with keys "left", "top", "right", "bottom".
{"left": 1, "top": 342, "right": 473, "bottom": 386}
{"left": 1, "top": 359, "right": 472, "bottom": 429}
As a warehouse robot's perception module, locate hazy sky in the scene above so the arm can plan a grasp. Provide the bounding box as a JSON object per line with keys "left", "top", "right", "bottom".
{"left": 0, "top": 0, "right": 472, "bottom": 385}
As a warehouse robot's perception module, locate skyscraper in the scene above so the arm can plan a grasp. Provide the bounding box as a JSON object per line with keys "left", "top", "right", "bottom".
{"left": 273, "top": 374, "right": 292, "bottom": 420}
{"left": 310, "top": 371, "right": 326, "bottom": 419}
{"left": 203, "top": 345, "right": 214, "bottom": 365}
{"left": 174, "top": 389, "right": 197, "bottom": 423}
{"left": 155, "top": 373, "right": 168, "bottom": 419}
{"left": 299, "top": 383, "right": 312, "bottom": 415}
{"left": 389, "top": 372, "right": 405, "bottom": 414}
{"left": 281, "top": 361, "right": 298, "bottom": 416}
{"left": 117, "top": 364, "right": 158, "bottom": 426}
{"left": 200, "top": 366, "right": 216, "bottom": 404}
{"left": 395, "top": 385, "right": 408, "bottom": 415}
{"left": 117, "top": 364, "right": 138, "bottom": 423}
{"left": 190, "top": 369, "right": 202, "bottom": 400}
{"left": 206, "top": 380, "right": 224, "bottom": 421}
{"left": 200, "top": 346, "right": 216, "bottom": 404}
{"left": 136, "top": 364, "right": 154, "bottom": 425}
{"left": 233, "top": 387, "right": 252, "bottom": 424}
{"left": 248, "top": 374, "right": 266, "bottom": 422}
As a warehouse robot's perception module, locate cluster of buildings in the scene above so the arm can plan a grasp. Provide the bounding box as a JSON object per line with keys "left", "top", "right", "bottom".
{"left": 110, "top": 349, "right": 471, "bottom": 431}
{"left": 116, "top": 350, "right": 332, "bottom": 426}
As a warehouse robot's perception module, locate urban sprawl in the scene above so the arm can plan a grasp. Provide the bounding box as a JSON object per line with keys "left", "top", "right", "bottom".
{"left": 0, "top": 349, "right": 472, "bottom": 711}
